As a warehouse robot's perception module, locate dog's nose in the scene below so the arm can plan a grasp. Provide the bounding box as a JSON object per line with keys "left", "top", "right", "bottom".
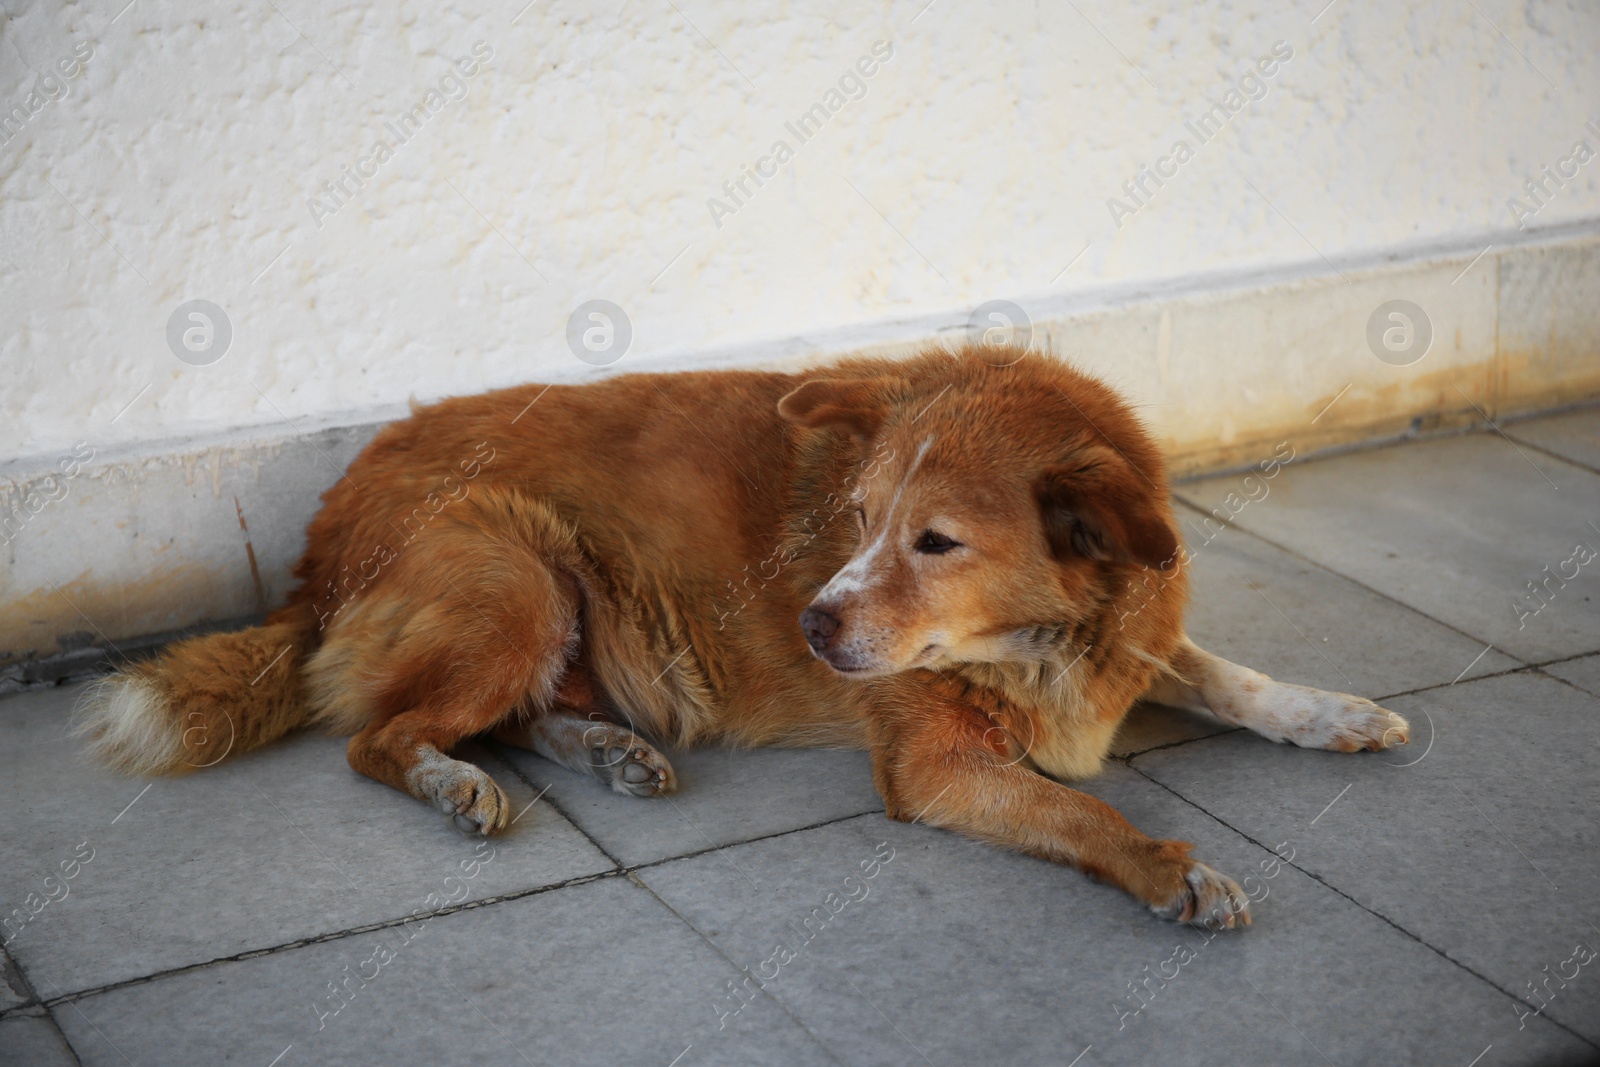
{"left": 799, "top": 607, "right": 840, "bottom": 653}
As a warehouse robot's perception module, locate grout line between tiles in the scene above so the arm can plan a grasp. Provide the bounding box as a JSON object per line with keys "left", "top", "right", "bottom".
{"left": 1123, "top": 762, "right": 1600, "bottom": 1054}
{"left": 0, "top": 809, "right": 886, "bottom": 1019}
{"left": 484, "top": 742, "right": 627, "bottom": 869}
{"left": 625, "top": 875, "right": 851, "bottom": 1065}
{"left": 1365, "top": 663, "right": 1546, "bottom": 703}
{"left": 1501, "top": 431, "right": 1600, "bottom": 479}
{"left": 0, "top": 948, "right": 47, "bottom": 1027}
{"left": 1, "top": 943, "right": 85, "bottom": 1066}
{"left": 1111, "top": 726, "right": 1245, "bottom": 761}
{"left": 39, "top": 1006, "right": 87, "bottom": 1067}
{"left": 1371, "top": 650, "right": 1598, "bottom": 704}
{"left": 1169, "top": 495, "right": 1529, "bottom": 665}
{"left": 0, "top": 944, "right": 42, "bottom": 1012}
{"left": 2, "top": 868, "right": 617, "bottom": 1018}
{"left": 1529, "top": 666, "right": 1600, "bottom": 701}
{"left": 1532, "top": 649, "right": 1600, "bottom": 669}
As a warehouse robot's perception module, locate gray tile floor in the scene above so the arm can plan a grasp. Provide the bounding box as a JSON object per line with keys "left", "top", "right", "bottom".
{"left": 3, "top": 409, "right": 1598, "bottom": 1067}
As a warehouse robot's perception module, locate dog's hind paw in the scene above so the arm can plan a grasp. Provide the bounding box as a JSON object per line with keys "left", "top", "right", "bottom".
{"left": 583, "top": 723, "right": 677, "bottom": 798}
{"left": 416, "top": 759, "right": 509, "bottom": 836}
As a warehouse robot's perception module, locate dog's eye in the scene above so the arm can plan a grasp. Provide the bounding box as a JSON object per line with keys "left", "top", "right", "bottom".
{"left": 914, "top": 530, "right": 962, "bottom": 555}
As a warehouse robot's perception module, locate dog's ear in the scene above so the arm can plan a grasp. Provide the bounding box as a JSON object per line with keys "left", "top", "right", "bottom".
{"left": 1035, "top": 454, "right": 1177, "bottom": 569}
{"left": 777, "top": 379, "right": 888, "bottom": 439}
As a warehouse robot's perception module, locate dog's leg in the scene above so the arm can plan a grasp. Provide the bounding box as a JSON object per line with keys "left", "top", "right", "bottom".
{"left": 329, "top": 507, "right": 584, "bottom": 835}
{"left": 493, "top": 706, "right": 676, "bottom": 797}
{"left": 872, "top": 695, "right": 1251, "bottom": 929}
{"left": 1143, "top": 635, "right": 1409, "bottom": 751}
{"left": 349, "top": 711, "right": 517, "bottom": 835}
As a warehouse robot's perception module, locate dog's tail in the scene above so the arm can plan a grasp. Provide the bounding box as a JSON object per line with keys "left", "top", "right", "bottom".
{"left": 74, "top": 620, "right": 313, "bottom": 776}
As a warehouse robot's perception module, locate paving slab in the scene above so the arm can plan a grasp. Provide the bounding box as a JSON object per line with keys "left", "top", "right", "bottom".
{"left": 51, "top": 875, "right": 835, "bottom": 1067}
{"left": 497, "top": 742, "right": 884, "bottom": 867}
{"left": 0, "top": 1014, "right": 76, "bottom": 1067}
{"left": 1175, "top": 512, "right": 1520, "bottom": 696}
{"left": 1133, "top": 669, "right": 1600, "bottom": 1044}
{"left": 1508, "top": 406, "right": 1600, "bottom": 473}
{"left": 1112, "top": 512, "right": 1519, "bottom": 758}
{"left": 1542, "top": 654, "right": 1600, "bottom": 698}
{"left": 639, "top": 767, "right": 1593, "bottom": 1067}
{"left": 1178, "top": 432, "right": 1600, "bottom": 662}
{"left": 0, "top": 683, "right": 614, "bottom": 999}
{"left": 1110, "top": 702, "right": 1237, "bottom": 757}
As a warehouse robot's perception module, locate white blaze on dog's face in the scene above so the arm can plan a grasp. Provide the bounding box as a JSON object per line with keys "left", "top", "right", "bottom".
{"left": 779, "top": 367, "right": 1178, "bottom": 677}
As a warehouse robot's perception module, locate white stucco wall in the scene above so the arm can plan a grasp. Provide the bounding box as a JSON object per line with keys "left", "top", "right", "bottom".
{"left": 2, "top": 0, "right": 1599, "bottom": 464}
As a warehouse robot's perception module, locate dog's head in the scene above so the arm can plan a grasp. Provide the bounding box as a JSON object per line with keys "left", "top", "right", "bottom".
{"left": 779, "top": 348, "right": 1178, "bottom": 677}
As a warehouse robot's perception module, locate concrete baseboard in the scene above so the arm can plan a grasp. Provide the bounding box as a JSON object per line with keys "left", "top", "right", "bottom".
{"left": 5, "top": 224, "right": 1599, "bottom": 683}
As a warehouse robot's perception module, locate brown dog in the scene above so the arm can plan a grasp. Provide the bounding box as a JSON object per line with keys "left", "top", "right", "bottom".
{"left": 77, "top": 346, "right": 1409, "bottom": 928}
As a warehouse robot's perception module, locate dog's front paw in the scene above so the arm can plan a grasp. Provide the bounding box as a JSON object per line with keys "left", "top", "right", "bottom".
{"left": 1152, "top": 861, "right": 1251, "bottom": 930}
{"left": 1304, "top": 693, "right": 1409, "bottom": 752}
{"left": 1251, "top": 682, "right": 1411, "bottom": 752}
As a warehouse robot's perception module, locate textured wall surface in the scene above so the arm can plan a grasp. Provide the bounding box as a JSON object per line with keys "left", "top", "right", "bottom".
{"left": 2, "top": 0, "right": 1598, "bottom": 462}
{"left": 3, "top": 1, "right": 1600, "bottom": 671}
